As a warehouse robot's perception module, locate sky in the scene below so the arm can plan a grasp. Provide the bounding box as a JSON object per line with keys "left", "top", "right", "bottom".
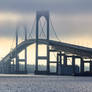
{"left": 0, "top": 0, "right": 92, "bottom": 66}
{"left": 0, "top": 0, "right": 92, "bottom": 38}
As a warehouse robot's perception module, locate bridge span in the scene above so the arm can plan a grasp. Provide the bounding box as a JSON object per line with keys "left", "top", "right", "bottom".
{"left": 0, "top": 11, "right": 92, "bottom": 76}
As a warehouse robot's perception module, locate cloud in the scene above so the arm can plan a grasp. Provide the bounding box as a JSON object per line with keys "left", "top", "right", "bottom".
{"left": 0, "top": 12, "right": 92, "bottom": 40}
{"left": 50, "top": 14, "right": 92, "bottom": 38}
{"left": 0, "top": 0, "right": 92, "bottom": 41}
{"left": 0, "top": 12, "right": 36, "bottom": 37}
{"left": 0, "top": 0, "right": 92, "bottom": 13}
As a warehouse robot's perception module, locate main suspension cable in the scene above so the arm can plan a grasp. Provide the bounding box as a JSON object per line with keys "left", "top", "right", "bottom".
{"left": 28, "top": 18, "right": 36, "bottom": 39}
{"left": 50, "top": 18, "right": 61, "bottom": 42}
{"left": 39, "top": 20, "right": 46, "bottom": 38}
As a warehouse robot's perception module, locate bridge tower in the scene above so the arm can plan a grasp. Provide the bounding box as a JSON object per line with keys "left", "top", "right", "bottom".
{"left": 16, "top": 27, "right": 27, "bottom": 73}
{"left": 35, "top": 11, "right": 50, "bottom": 74}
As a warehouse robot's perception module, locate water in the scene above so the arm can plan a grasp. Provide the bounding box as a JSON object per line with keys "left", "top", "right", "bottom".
{"left": 0, "top": 74, "right": 91, "bottom": 92}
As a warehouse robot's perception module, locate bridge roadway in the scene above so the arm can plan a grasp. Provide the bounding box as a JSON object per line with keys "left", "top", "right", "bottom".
{"left": 1, "top": 39, "right": 92, "bottom": 64}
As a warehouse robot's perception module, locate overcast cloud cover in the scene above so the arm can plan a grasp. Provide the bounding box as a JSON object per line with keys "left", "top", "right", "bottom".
{"left": 0, "top": 0, "right": 92, "bottom": 39}
{"left": 0, "top": 0, "right": 92, "bottom": 13}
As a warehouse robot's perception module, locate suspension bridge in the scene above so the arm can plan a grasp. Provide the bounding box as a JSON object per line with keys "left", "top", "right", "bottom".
{"left": 0, "top": 11, "right": 92, "bottom": 76}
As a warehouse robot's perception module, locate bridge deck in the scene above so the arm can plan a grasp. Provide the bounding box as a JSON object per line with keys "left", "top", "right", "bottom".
{"left": 1, "top": 39, "right": 92, "bottom": 64}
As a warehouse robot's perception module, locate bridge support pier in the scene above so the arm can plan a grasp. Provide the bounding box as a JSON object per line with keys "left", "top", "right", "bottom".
{"left": 72, "top": 56, "right": 75, "bottom": 75}
{"left": 80, "top": 58, "right": 84, "bottom": 73}
{"left": 57, "top": 51, "right": 62, "bottom": 75}
{"left": 57, "top": 53, "right": 59, "bottom": 74}
{"left": 56, "top": 54, "right": 80, "bottom": 75}
{"left": 64, "top": 55, "right": 67, "bottom": 66}
{"left": 90, "top": 61, "right": 92, "bottom": 72}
